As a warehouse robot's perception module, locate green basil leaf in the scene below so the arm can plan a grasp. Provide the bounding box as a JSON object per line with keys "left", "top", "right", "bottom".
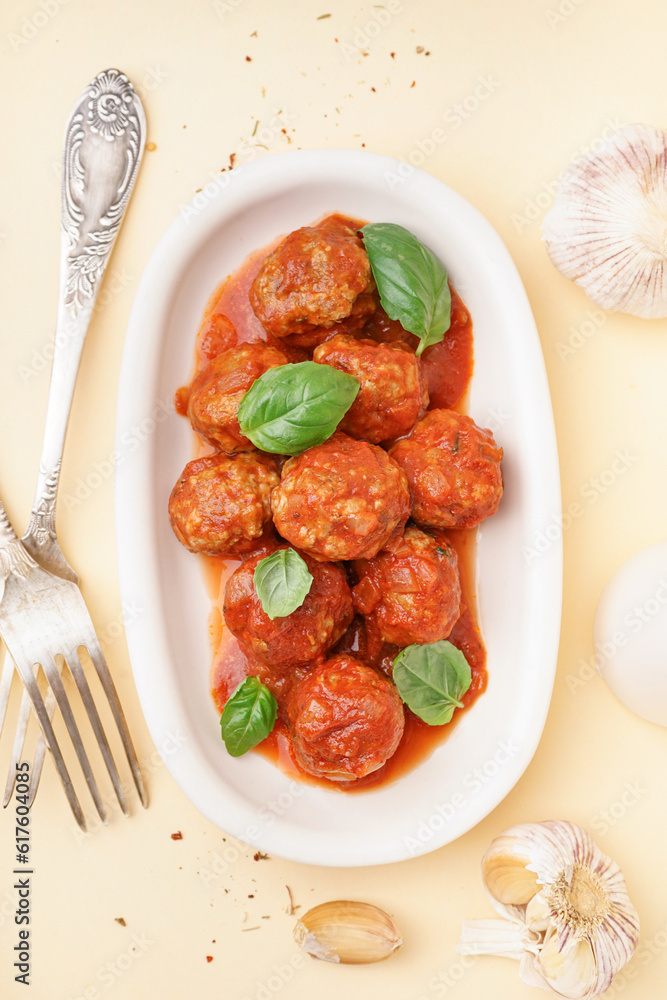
{"left": 392, "top": 640, "right": 472, "bottom": 725}
{"left": 220, "top": 676, "right": 278, "bottom": 757}
{"left": 237, "top": 361, "right": 359, "bottom": 455}
{"left": 361, "top": 223, "right": 451, "bottom": 357}
{"left": 254, "top": 548, "right": 314, "bottom": 619}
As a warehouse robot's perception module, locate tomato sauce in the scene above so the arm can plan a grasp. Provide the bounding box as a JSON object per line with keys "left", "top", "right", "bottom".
{"left": 184, "top": 217, "right": 487, "bottom": 792}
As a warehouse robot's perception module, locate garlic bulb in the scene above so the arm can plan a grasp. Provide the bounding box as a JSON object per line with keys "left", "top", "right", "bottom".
{"left": 293, "top": 900, "right": 402, "bottom": 964}
{"left": 457, "top": 821, "right": 639, "bottom": 1000}
{"left": 542, "top": 124, "right": 667, "bottom": 318}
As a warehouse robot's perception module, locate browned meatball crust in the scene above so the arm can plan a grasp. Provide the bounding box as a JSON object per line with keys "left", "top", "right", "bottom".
{"left": 313, "top": 334, "right": 428, "bottom": 444}
{"left": 353, "top": 526, "right": 462, "bottom": 646}
{"left": 272, "top": 432, "right": 410, "bottom": 562}
{"left": 288, "top": 655, "right": 405, "bottom": 781}
{"left": 168, "top": 453, "right": 279, "bottom": 556}
{"left": 223, "top": 547, "right": 353, "bottom": 672}
{"left": 249, "top": 215, "right": 376, "bottom": 347}
{"left": 390, "top": 409, "right": 503, "bottom": 529}
{"left": 188, "top": 341, "right": 288, "bottom": 452}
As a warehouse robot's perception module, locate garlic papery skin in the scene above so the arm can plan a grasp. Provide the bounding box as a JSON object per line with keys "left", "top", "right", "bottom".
{"left": 293, "top": 900, "right": 402, "bottom": 964}
{"left": 542, "top": 124, "right": 667, "bottom": 318}
{"left": 457, "top": 821, "right": 640, "bottom": 1000}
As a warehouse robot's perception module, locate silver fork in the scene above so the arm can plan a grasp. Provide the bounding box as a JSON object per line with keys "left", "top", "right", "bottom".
{"left": 0, "top": 68, "right": 147, "bottom": 825}
{"left": 0, "top": 503, "right": 147, "bottom": 829}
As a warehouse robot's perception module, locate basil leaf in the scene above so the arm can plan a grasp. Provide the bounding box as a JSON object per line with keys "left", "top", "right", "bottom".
{"left": 254, "top": 548, "right": 314, "bottom": 619}
{"left": 237, "top": 361, "right": 359, "bottom": 455}
{"left": 220, "top": 676, "right": 278, "bottom": 757}
{"left": 392, "top": 640, "right": 472, "bottom": 725}
{"left": 361, "top": 223, "right": 451, "bottom": 356}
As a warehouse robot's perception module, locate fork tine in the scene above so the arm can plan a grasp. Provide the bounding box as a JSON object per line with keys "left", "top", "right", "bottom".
{"left": 28, "top": 728, "right": 48, "bottom": 807}
{"left": 87, "top": 642, "right": 148, "bottom": 809}
{"left": 3, "top": 684, "right": 33, "bottom": 807}
{"left": 39, "top": 656, "right": 107, "bottom": 824}
{"left": 8, "top": 654, "right": 87, "bottom": 831}
{"left": 66, "top": 650, "right": 129, "bottom": 816}
{"left": 27, "top": 684, "right": 56, "bottom": 807}
{"left": 0, "top": 649, "right": 14, "bottom": 740}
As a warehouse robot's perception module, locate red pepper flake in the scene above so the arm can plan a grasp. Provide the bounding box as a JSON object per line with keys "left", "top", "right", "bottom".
{"left": 229, "top": 152, "right": 237, "bottom": 169}
{"left": 390, "top": 51, "right": 396, "bottom": 58}
{"left": 206, "top": 955, "right": 214, "bottom": 963}
{"left": 246, "top": 56, "right": 252, "bottom": 62}
{"left": 171, "top": 831, "right": 183, "bottom": 840}
{"left": 371, "top": 86, "right": 376, "bottom": 92}
{"left": 410, "top": 80, "right": 416, "bottom": 87}
{"left": 248, "top": 893, "right": 255, "bottom": 898}
{"left": 253, "top": 851, "right": 269, "bottom": 861}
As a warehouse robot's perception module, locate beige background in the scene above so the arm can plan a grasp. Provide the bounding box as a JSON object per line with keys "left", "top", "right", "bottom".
{"left": 1, "top": 0, "right": 666, "bottom": 997}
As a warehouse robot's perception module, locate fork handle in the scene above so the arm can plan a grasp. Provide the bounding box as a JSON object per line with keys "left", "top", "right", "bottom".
{"left": 22, "top": 69, "right": 145, "bottom": 579}
{"left": 0, "top": 498, "right": 36, "bottom": 584}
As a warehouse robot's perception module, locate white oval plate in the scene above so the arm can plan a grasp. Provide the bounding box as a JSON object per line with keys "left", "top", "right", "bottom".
{"left": 115, "top": 149, "right": 562, "bottom": 866}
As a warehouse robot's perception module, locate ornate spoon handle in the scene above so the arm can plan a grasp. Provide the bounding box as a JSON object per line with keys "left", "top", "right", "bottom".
{"left": 22, "top": 69, "right": 146, "bottom": 579}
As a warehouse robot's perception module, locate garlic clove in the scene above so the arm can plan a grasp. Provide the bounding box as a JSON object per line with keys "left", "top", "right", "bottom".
{"left": 293, "top": 900, "right": 402, "bottom": 964}
{"left": 542, "top": 123, "right": 667, "bottom": 318}
{"left": 481, "top": 831, "right": 541, "bottom": 905}
{"left": 538, "top": 926, "right": 597, "bottom": 1000}
{"left": 525, "top": 890, "right": 551, "bottom": 933}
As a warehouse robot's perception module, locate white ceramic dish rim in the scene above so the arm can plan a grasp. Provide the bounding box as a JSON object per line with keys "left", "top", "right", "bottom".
{"left": 115, "top": 148, "right": 562, "bottom": 867}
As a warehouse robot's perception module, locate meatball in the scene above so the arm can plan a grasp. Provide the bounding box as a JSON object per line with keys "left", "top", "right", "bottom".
{"left": 188, "top": 341, "right": 288, "bottom": 452}
{"left": 272, "top": 432, "right": 410, "bottom": 562}
{"left": 223, "top": 547, "right": 353, "bottom": 672}
{"left": 249, "top": 215, "right": 376, "bottom": 347}
{"left": 288, "top": 655, "right": 405, "bottom": 781}
{"left": 197, "top": 312, "right": 237, "bottom": 364}
{"left": 168, "top": 453, "right": 279, "bottom": 556}
{"left": 390, "top": 409, "right": 503, "bottom": 529}
{"left": 313, "top": 334, "right": 428, "bottom": 444}
{"left": 352, "top": 526, "right": 462, "bottom": 646}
